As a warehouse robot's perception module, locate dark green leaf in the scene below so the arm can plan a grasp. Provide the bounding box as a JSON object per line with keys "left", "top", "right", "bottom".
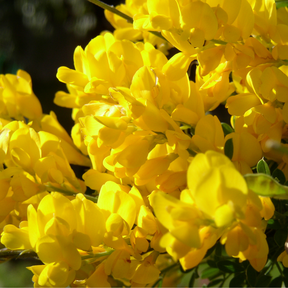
{"left": 201, "top": 267, "right": 221, "bottom": 280}
{"left": 256, "top": 158, "right": 271, "bottom": 175}
{"left": 256, "top": 275, "right": 271, "bottom": 287}
{"left": 246, "top": 265, "right": 258, "bottom": 287}
{"left": 274, "top": 230, "right": 287, "bottom": 247}
{"left": 189, "top": 270, "right": 197, "bottom": 287}
{"left": 267, "top": 219, "right": 282, "bottom": 230}
{"left": 221, "top": 123, "right": 234, "bottom": 136}
{"left": 215, "top": 242, "right": 223, "bottom": 258}
{"left": 244, "top": 173, "right": 288, "bottom": 199}
{"left": 272, "top": 169, "right": 286, "bottom": 185}
{"left": 284, "top": 274, "right": 288, "bottom": 288}
{"left": 229, "top": 273, "right": 245, "bottom": 287}
{"left": 217, "top": 260, "right": 243, "bottom": 273}
{"left": 269, "top": 276, "right": 283, "bottom": 287}
{"left": 207, "top": 260, "right": 218, "bottom": 268}
{"left": 207, "top": 279, "right": 223, "bottom": 287}
{"left": 204, "top": 245, "right": 216, "bottom": 259}
{"left": 224, "top": 138, "right": 233, "bottom": 159}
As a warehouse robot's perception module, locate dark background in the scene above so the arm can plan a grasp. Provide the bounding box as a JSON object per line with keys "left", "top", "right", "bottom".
{"left": 0, "top": 0, "right": 122, "bottom": 132}
{"left": 0, "top": 1, "right": 121, "bottom": 285}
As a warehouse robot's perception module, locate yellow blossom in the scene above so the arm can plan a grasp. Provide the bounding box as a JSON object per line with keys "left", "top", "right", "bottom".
{"left": 0, "top": 70, "right": 42, "bottom": 121}
{"left": 187, "top": 150, "right": 248, "bottom": 227}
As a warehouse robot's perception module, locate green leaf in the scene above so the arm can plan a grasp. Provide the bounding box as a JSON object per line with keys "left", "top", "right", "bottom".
{"left": 283, "top": 270, "right": 288, "bottom": 288}
{"left": 274, "top": 230, "right": 287, "bottom": 247}
{"left": 189, "top": 269, "right": 198, "bottom": 287}
{"left": 256, "top": 158, "right": 271, "bottom": 175}
{"left": 246, "top": 265, "right": 258, "bottom": 287}
{"left": 267, "top": 219, "right": 282, "bottom": 230}
{"left": 272, "top": 169, "right": 286, "bottom": 185}
{"left": 207, "top": 260, "right": 218, "bottom": 268}
{"left": 276, "top": 0, "right": 288, "bottom": 9}
{"left": 207, "top": 279, "right": 223, "bottom": 287}
{"left": 229, "top": 273, "right": 245, "bottom": 287}
{"left": 205, "top": 245, "right": 216, "bottom": 259}
{"left": 244, "top": 173, "right": 288, "bottom": 199}
{"left": 269, "top": 276, "right": 283, "bottom": 287}
{"left": 215, "top": 242, "right": 223, "bottom": 257}
{"left": 221, "top": 123, "right": 234, "bottom": 136}
{"left": 256, "top": 275, "right": 272, "bottom": 287}
{"left": 224, "top": 138, "right": 234, "bottom": 159}
{"left": 152, "top": 278, "right": 163, "bottom": 288}
{"left": 201, "top": 267, "right": 221, "bottom": 280}
{"left": 217, "top": 260, "right": 243, "bottom": 273}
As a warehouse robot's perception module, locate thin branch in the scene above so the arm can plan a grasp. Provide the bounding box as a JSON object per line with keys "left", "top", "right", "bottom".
{"left": 45, "top": 184, "right": 98, "bottom": 203}
{"left": 87, "top": 0, "right": 166, "bottom": 41}
{"left": 0, "top": 248, "right": 39, "bottom": 261}
{"left": 88, "top": 0, "right": 133, "bottom": 23}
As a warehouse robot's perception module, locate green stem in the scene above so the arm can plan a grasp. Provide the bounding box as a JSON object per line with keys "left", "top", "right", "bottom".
{"left": 275, "top": 261, "right": 284, "bottom": 277}
{"left": 0, "top": 248, "right": 39, "bottom": 261}
{"left": 88, "top": 0, "right": 133, "bottom": 23}
{"left": 152, "top": 278, "right": 163, "bottom": 288}
{"left": 210, "top": 39, "right": 228, "bottom": 45}
{"left": 265, "top": 140, "right": 288, "bottom": 155}
{"left": 81, "top": 249, "right": 114, "bottom": 260}
{"left": 151, "top": 262, "right": 179, "bottom": 288}
{"left": 161, "top": 262, "right": 179, "bottom": 275}
{"left": 45, "top": 184, "right": 98, "bottom": 203}
{"left": 87, "top": 0, "right": 166, "bottom": 41}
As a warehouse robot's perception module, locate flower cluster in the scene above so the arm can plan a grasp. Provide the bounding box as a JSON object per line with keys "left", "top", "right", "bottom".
{"left": 0, "top": 0, "right": 288, "bottom": 287}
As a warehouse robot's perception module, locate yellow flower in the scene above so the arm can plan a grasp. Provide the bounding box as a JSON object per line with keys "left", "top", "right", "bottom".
{"left": 180, "top": 1, "right": 218, "bottom": 46}
{"left": 187, "top": 150, "right": 248, "bottom": 227}
{"left": 131, "top": 252, "right": 160, "bottom": 285}
{"left": 0, "top": 70, "right": 42, "bottom": 121}
{"left": 179, "top": 226, "right": 220, "bottom": 271}
{"left": 98, "top": 181, "right": 136, "bottom": 230}
{"left": 56, "top": 33, "right": 144, "bottom": 108}
{"left": 196, "top": 62, "right": 235, "bottom": 111}
{"left": 221, "top": 223, "right": 250, "bottom": 257}
{"left": 171, "top": 81, "right": 205, "bottom": 127}
{"left": 130, "top": 227, "right": 149, "bottom": 254}
{"left": 1, "top": 221, "right": 31, "bottom": 250}
{"left": 277, "top": 250, "right": 288, "bottom": 268}
{"left": 97, "top": 181, "right": 137, "bottom": 251}
{"left": 133, "top": 0, "right": 181, "bottom": 31}
{"left": 191, "top": 114, "right": 225, "bottom": 154}
{"left": 150, "top": 190, "right": 201, "bottom": 261}
{"left": 248, "top": 0, "right": 277, "bottom": 40}
{"left": 248, "top": 66, "right": 288, "bottom": 103}
{"left": 226, "top": 93, "right": 262, "bottom": 116}
{"left": 8, "top": 125, "right": 41, "bottom": 174}
{"left": 33, "top": 111, "right": 90, "bottom": 167}
{"left": 27, "top": 262, "right": 76, "bottom": 287}
{"left": 85, "top": 263, "right": 110, "bottom": 288}
{"left": 71, "top": 194, "right": 105, "bottom": 248}
{"left": 225, "top": 131, "right": 262, "bottom": 174}
{"left": 104, "top": 249, "right": 139, "bottom": 283}
{"left": 238, "top": 227, "right": 269, "bottom": 272}
{"left": 10, "top": 171, "right": 45, "bottom": 202}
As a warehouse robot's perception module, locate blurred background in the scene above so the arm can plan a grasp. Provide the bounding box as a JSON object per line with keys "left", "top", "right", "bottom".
{"left": 0, "top": 0, "right": 121, "bottom": 286}
{"left": 0, "top": 0, "right": 122, "bottom": 131}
